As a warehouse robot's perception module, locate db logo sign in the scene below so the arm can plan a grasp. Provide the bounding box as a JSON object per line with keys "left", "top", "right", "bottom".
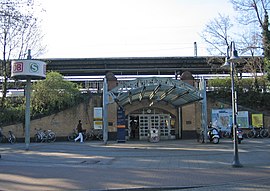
{"left": 13, "top": 62, "right": 24, "bottom": 73}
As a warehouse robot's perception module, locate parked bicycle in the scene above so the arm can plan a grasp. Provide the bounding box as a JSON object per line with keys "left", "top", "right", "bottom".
{"left": 34, "top": 128, "right": 56, "bottom": 143}
{"left": 246, "top": 126, "right": 270, "bottom": 138}
{"left": 67, "top": 129, "right": 89, "bottom": 141}
{"left": 260, "top": 128, "right": 270, "bottom": 138}
{"left": 0, "top": 128, "right": 16, "bottom": 144}
{"left": 88, "top": 129, "right": 103, "bottom": 140}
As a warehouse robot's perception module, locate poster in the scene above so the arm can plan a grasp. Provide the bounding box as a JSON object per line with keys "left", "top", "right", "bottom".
{"left": 236, "top": 111, "right": 249, "bottom": 128}
{"left": 94, "top": 107, "right": 103, "bottom": 129}
{"left": 211, "top": 109, "right": 249, "bottom": 130}
{"left": 94, "top": 107, "right": 102, "bottom": 120}
{"left": 94, "top": 121, "right": 103, "bottom": 129}
{"left": 252, "top": 114, "right": 263, "bottom": 128}
{"left": 211, "top": 109, "right": 231, "bottom": 131}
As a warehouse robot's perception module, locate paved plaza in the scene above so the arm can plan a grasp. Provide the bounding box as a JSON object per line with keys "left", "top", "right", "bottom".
{"left": 0, "top": 138, "right": 270, "bottom": 191}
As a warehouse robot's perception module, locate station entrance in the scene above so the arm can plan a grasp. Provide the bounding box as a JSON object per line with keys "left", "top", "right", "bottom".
{"left": 128, "top": 112, "right": 174, "bottom": 140}
{"left": 109, "top": 76, "right": 203, "bottom": 140}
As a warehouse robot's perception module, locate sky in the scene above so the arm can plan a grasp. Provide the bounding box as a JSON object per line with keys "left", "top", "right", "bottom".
{"left": 38, "top": 0, "right": 236, "bottom": 59}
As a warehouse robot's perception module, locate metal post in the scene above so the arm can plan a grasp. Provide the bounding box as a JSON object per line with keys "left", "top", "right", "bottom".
{"left": 200, "top": 78, "right": 207, "bottom": 142}
{"left": 230, "top": 60, "right": 242, "bottom": 168}
{"left": 27, "top": 49, "right": 32, "bottom": 59}
{"left": 25, "top": 50, "right": 32, "bottom": 150}
{"left": 25, "top": 77, "right": 31, "bottom": 150}
{"left": 178, "top": 107, "right": 182, "bottom": 139}
{"left": 194, "top": 42, "right": 197, "bottom": 57}
{"left": 222, "top": 42, "right": 243, "bottom": 167}
{"left": 102, "top": 78, "right": 108, "bottom": 145}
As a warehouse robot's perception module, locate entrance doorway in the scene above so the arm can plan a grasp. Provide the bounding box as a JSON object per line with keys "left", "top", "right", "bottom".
{"left": 128, "top": 114, "right": 175, "bottom": 140}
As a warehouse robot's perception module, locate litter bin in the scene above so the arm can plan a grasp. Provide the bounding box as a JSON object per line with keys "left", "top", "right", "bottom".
{"left": 148, "top": 128, "right": 160, "bottom": 143}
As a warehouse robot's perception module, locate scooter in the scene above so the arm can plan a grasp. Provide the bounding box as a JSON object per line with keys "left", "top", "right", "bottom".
{"left": 207, "top": 128, "right": 220, "bottom": 144}
{"left": 236, "top": 127, "right": 243, "bottom": 144}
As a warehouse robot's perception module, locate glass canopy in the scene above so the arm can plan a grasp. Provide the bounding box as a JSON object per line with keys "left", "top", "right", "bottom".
{"left": 110, "top": 77, "right": 203, "bottom": 107}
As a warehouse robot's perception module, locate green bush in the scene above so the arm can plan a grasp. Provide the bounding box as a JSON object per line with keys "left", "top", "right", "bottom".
{"left": 208, "top": 76, "right": 270, "bottom": 111}
{"left": 31, "top": 71, "right": 82, "bottom": 117}
{"left": 0, "top": 97, "right": 25, "bottom": 125}
{"left": 0, "top": 72, "right": 85, "bottom": 126}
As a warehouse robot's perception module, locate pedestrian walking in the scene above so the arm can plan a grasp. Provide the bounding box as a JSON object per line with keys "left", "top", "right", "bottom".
{"left": 74, "top": 120, "right": 83, "bottom": 143}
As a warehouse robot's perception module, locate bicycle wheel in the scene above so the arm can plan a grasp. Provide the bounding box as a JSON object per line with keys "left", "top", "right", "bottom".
{"left": 247, "top": 130, "right": 255, "bottom": 139}
{"left": 88, "top": 132, "right": 95, "bottom": 140}
{"left": 97, "top": 133, "right": 103, "bottom": 140}
{"left": 35, "top": 134, "right": 42, "bottom": 142}
{"left": 47, "top": 132, "right": 56, "bottom": 143}
{"left": 199, "top": 132, "right": 205, "bottom": 143}
{"left": 68, "top": 133, "right": 76, "bottom": 141}
{"left": 83, "top": 132, "right": 90, "bottom": 141}
{"left": 260, "top": 129, "right": 270, "bottom": 138}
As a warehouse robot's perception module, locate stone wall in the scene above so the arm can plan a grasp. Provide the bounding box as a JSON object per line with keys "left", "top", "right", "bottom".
{"left": 2, "top": 95, "right": 102, "bottom": 140}
{"left": 2, "top": 93, "right": 269, "bottom": 141}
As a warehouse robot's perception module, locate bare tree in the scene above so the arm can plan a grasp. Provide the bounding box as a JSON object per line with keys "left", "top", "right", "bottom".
{"left": 230, "top": 0, "right": 270, "bottom": 77}
{"left": 201, "top": 12, "right": 267, "bottom": 93}
{"left": 0, "top": 0, "right": 46, "bottom": 107}
{"left": 230, "top": 0, "right": 268, "bottom": 25}
{"left": 202, "top": 0, "right": 269, "bottom": 78}
{"left": 201, "top": 13, "right": 233, "bottom": 56}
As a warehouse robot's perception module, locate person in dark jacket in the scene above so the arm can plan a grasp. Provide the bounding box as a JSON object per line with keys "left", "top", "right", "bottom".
{"left": 74, "top": 120, "right": 83, "bottom": 143}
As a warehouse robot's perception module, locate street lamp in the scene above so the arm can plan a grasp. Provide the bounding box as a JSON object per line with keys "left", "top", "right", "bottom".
{"left": 221, "top": 41, "right": 243, "bottom": 168}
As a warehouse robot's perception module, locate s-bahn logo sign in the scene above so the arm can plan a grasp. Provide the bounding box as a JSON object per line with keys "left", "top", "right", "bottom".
{"left": 11, "top": 60, "right": 47, "bottom": 79}
{"left": 29, "top": 62, "right": 39, "bottom": 73}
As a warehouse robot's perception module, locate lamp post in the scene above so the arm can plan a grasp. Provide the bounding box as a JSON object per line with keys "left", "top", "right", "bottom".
{"left": 102, "top": 77, "right": 108, "bottom": 145}
{"left": 222, "top": 41, "right": 243, "bottom": 168}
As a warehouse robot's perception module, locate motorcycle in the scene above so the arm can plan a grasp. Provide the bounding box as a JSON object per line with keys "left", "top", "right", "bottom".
{"left": 207, "top": 128, "right": 220, "bottom": 144}
{"left": 230, "top": 124, "right": 244, "bottom": 144}
{"left": 236, "top": 127, "right": 243, "bottom": 144}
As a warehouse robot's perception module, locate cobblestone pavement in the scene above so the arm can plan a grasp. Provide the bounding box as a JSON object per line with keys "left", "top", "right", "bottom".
{"left": 0, "top": 138, "right": 270, "bottom": 191}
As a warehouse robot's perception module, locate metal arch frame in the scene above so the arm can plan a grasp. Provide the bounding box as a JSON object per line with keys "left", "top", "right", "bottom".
{"left": 111, "top": 77, "right": 197, "bottom": 93}
{"left": 110, "top": 77, "right": 203, "bottom": 107}
{"left": 139, "top": 85, "right": 146, "bottom": 101}
{"left": 149, "top": 84, "right": 161, "bottom": 100}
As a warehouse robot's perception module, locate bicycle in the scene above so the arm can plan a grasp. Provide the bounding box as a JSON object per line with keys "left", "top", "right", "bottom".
{"left": 198, "top": 130, "right": 205, "bottom": 143}
{"left": 67, "top": 129, "right": 90, "bottom": 141}
{"left": 259, "top": 127, "right": 270, "bottom": 138}
{"left": 0, "top": 128, "right": 16, "bottom": 144}
{"left": 88, "top": 129, "right": 103, "bottom": 140}
{"left": 34, "top": 128, "right": 56, "bottom": 143}
{"left": 246, "top": 127, "right": 269, "bottom": 138}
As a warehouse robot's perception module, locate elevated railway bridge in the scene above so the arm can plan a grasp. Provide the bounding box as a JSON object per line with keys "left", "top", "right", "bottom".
{"left": 45, "top": 56, "right": 249, "bottom": 91}
{"left": 45, "top": 56, "right": 239, "bottom": 76}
